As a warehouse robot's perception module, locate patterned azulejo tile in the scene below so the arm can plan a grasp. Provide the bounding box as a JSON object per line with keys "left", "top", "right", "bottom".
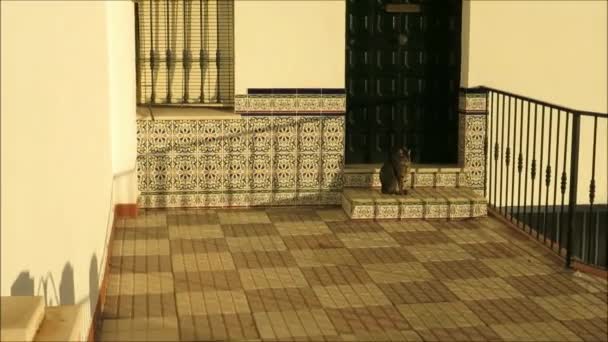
{"left": 198, "top": 154, "right": 225, "bottom": 191}
{"left": 224, "top": 154, "right": 251, "bottom": 191}
{"left": 274, "top": 153, "right": 297, "bottom": 190}
{"left": 198, "top": 120, "right": 223, "bottom": 154}
{"left": 299, "top": 117, "right": 322, "bottom": 152}
{"left": 298, "top": 153, "right": 321, "bottom": 190}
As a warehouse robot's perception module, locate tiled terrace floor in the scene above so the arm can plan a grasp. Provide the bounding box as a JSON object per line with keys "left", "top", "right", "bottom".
{"left": 99, "top": 207, "right": 608, "bottom": 341}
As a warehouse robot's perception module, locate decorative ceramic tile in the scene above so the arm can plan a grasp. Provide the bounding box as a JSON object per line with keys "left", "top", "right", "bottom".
{"left": 297, "top": 153, "right": 320, "bottom": 190}
{"left": 473, "top": 203, "right": 488, "bottom": 217}
{"left": 250, "top": 192, "right": 273, "bottom": 207}
{"left": 450, "top": 201, "right": 472, "bottom": 219}
{"left": 343, "top": 174, "right": 373, "bottom": 188}
{"left": 234, "top": 94, "right": 249, "bottom": 113}
{"left": 399, "top": 198, "right": 424, "bottom": 219}
{"left": 465, "top": 153, "right": 485, "bottom": 189}
{"left": 351, "top": 205, "right": 375, "bottom": 220}
{"left": 322, "top": 153, "right": 344, "bottom": 189}
{"left": 273, "top": 191, "right": 298, "bottom": 206}
{"left": 299, "top": 118, "right": 322, "bottom": 152}
{"left": 296, "top": 94, "right": 323, "bottom": 112}
{"left": 465, "top": 116, "right": 486, "bottom": 151}
{"left": 224, "top": 119, "right": 249, "bottom": 154}
{"left": 226, "top": 192, "right": 251, "bottom": 207}
{"left": 224, "top": 154, "right": 250, "bottom": 191}
{"left": 148, "top": 155, "right": 173, "bottom": 191}
{"left": 457, "top": 172, "right": 468, "bottom": 187}
{"left": 297, "top": 192, "right": 320, "bottom": 205}
{"left": 199, "top": 121, "right": 223, "bottom": 154}
{"left": 173, "top": 121, "right": 198, "bottom": 154}
{"left": 375, "top": 199, "right": 399, "bottom": 219}
{"left": 235, "top": 93, "right": 346, "bottom": 114}
{"left": 322, "top": 116, "right": 345, "bottom": 152}
{"left": 272, "top": 94, "right": 298, "bottom": 113}
{"left": 459, "top": 93, "right": 487, "bottom": 113}
{"left": 274, "top": 153, "right": 297, "bottom": 190}
{"left": 423, "top": 199, "right": 449, "bottom": 219}
{"left": 137, "top": 112, "right": 346, "bottom": 209}
{"left": 172, "top": 155, "right": 198, "bottom": 191}
{"left": 435, "top": 173, "right": 458, "bottom": 187}
{"left": 414, "top": 173, "right": 435, "bottom": 187}
{"left": 321, "top": 95, "right": 347, "bottom": 113}
{"left": 251, "top": 154, "right": 272, "bottom": 190}
{"left": 247, "top": 117, "right": 273, "bottom": 153}
{"left": 247, "top": 96, "right": 275, "bottom": 113}
{"left": 148, "top": 120, "right": 173, "bottom": 154}
{"left": 136, "top": 120, "right": 148, "bottom": 155}
{"left": 274, "top": 117, "right": 297, "bottom": 152}
{"left": 460, "top": 112, "right": 487, "bottom": 194}
{"left": 199, "top": 154, "right": 225, "bottom": 191}
{"left": 137, "top": 155, "right": 150, "bottom": 192}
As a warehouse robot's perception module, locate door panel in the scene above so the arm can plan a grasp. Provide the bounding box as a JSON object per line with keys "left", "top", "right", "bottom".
{"left": 346, "top": 0, "right": 462, "bottom": 164}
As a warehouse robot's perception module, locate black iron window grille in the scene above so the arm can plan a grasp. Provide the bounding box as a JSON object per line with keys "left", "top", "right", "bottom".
{"left": 135, "top": 0, "right": 234, "bottom": 106}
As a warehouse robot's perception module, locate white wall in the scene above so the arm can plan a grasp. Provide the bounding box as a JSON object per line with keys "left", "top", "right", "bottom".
{"left": 234, "top": 0, "right": 345, "bottom": 93}
{"left": 107, "top": 1, "right": 139, "bottom": 204}
{"left": 463, "top": 0, "right": 607, "bottom": 205}
{"left": 1, "top": 1, "right": 137, "bottom": 339}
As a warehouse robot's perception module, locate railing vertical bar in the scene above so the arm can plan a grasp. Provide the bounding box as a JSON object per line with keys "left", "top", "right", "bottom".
{"left": 150, "top": 0, "right": 156, "bottom": 103}
{"left": 499, "top": 95, "right": 506, "bottom": 212}
{"left": 504, "top": 96, "right": 512, "bottom": 218}
{"left": 517, "top": 98, "right": 525, "bottom": 228}
{"left": 183, "top": 0, "right": 191, "bottom": 103}
{"left": 135, "top": 1, "right": 141, "bottom": 104}
{"left": 510, "top": 97, "right": 518, "bottom": 221}
{"left": 535, "top": 105, "right": 546, "bottom": 239}
{"left": 165, "top": 0, "right": 173, "bottom": 103}
{"left": 198, "top": 0, "right": 207, "bottom": 103}
{"left": 586, "top": 116, "right": 598, "bottom": 263}
{"left": 566, "top": 113, "right": 580, "bottom": 268}
{"left": 216, "top": 0, "right": 221, "bottom": 103}
{"left": 558, "top": 113, "right": 570, "bottom": 256}
{"left": 529, "top": 103, "right": 538, "bottom": 235}
{"left": 543, "top": 108, "right": 553, "bottom": 244}
{"left": 523, "top": 101, "right": 531, "bottom": 231}
{"left": 550, "top": 110, "right": 562, "bottom": 250}
{"left": 493, "top": 93, "right": 500, "bottom": 210}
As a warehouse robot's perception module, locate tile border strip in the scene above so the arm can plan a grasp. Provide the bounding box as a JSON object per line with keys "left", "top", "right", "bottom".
{"left": 235, "top": 94, "right": 346, "bottom": 114}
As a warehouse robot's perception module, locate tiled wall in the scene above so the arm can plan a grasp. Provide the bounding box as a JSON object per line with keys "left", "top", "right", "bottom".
{"left": 458, "top": 88, "right": 488, "bottom": 197}
{"left": 137, "top": 89, "right": 346, "bottom": 208}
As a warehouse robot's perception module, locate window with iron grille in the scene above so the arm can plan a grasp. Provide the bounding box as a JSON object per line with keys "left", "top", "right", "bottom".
{"left": 135, "top": 0, "right": 234, "bottom": 106}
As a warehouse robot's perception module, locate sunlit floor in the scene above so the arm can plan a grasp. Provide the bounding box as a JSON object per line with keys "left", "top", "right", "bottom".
{"left": 98, "top": 207, "right": 607, "bottom": 341}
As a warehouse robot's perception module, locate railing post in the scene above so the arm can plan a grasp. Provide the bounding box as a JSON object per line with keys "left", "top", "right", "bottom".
{"left": 565, "top": 113, "right": 580, "bottom": 268}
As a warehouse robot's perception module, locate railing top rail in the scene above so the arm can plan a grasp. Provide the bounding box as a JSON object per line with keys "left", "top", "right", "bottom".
{"left": 475, "top": 86, "right": 608, "bottom": 118}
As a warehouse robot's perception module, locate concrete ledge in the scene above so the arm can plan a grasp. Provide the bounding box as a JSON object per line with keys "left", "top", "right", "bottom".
{"left": 1, "top": 296, "right": 45, "bottom": 342}
{"left": 35, "top": 306, "right": 81, "bottom": 342}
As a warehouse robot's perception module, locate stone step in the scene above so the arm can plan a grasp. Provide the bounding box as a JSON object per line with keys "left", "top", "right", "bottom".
{"left": 341, "top": 187, "right": 487, "bottom": 220}
{"left": 344, "top": 164, "right": 468, "bottom": 188}
{"left": 34, "top": 305, "right": 81, "bottom": 342}
{"left": 1, "top": 296, "right": 45, "bottom": 342}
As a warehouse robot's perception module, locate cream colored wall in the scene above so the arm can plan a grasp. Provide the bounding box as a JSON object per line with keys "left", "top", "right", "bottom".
{"left": 107, "top": 1, "right": 139, "bottom": 204}
{"left": 234, "top": 0, "right": 345, "bottom": 94}
{"left": 463, "top": 0, "right": 607, "bottom": 205}
{"left": 1, "top": 1, "right": 136, "bottom": 339}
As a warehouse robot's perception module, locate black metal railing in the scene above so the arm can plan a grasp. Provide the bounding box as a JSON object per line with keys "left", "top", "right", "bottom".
{"left": 481, "top": 86, "right": 607, "bottom": 269}
{"left": 135, "top": 0, "right": 234, "bottom": 106}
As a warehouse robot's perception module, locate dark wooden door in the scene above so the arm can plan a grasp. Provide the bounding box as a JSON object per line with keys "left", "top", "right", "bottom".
{"left": 345, "top": 0, "right": 462, "bottom": 164}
